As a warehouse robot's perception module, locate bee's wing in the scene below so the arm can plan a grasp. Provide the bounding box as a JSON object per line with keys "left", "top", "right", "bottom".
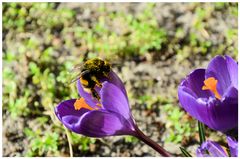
{"left": 69, "top": 63, "right": 84, "bottom": 72}
{"left": 70, "top": 73, "right": 81, "bottom": 84}
{"left": 67, "top": 64, "right": 82, "bottom": 84}
{"left": 103, "top": 58, "right": 120, "bottom": 67}
{"left": 110, "top": 63, "right": 121, "bottom": 67}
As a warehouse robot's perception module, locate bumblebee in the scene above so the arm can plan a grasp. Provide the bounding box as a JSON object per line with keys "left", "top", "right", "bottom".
{"left": 71, "top": 58, "right": 111, "bottom": 101}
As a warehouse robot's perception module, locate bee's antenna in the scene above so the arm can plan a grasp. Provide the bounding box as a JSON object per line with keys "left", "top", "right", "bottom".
{"left": 70, "top": 78, "right": 79, "bottom": 84}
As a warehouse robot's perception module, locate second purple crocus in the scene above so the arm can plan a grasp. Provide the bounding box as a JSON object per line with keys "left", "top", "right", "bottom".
{"left": 178, "top": 55, "right": 238, "bottom": 134}
{"left": 196, "top": 136, "right": 238, "bottom": 157}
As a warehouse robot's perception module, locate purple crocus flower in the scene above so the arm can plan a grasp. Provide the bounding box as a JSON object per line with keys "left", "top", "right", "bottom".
{"left": 178, "top": 55, "right": 238, "bottom": 134}
{"left": 196, "top": 140, "right": 227, "bottom": 157}
{"left": 227, "top": 136, "right": 238, "bottom": 157}
{"left": 196, "top": 136, "right": 238, "bottom": 157}
{"left": 55, "top": 60, "right": 171, "bottom": 156}
{"left": 55, "top": 70, "right": 136, "bottom": 137}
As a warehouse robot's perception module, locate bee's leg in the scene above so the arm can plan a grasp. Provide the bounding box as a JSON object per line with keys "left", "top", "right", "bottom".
{"left": 80, "top": 77, "right": 89, "bottom": 87}
{"left": 91, "top": 76, "right": 102, "bottom": 87}
{"left": 91, "top": 88, "right": 100, "bottom": 101}
{"left": 103, "top": 72, "right": 109, "bottom": 78}
{"left": 83, "top": 87, "right": 92, "bottom": 94}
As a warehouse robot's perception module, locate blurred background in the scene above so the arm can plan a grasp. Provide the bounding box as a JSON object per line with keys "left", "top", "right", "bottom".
{"left": 2, "top": 2, "right": 238, "bottom": 157}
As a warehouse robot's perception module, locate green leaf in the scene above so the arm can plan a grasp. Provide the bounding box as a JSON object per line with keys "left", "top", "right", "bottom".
{"left": 180, "top": 147, "right": 192, "bottom": 157}
{"left": 198, "top": 121, "right": 206, "bottom": 145}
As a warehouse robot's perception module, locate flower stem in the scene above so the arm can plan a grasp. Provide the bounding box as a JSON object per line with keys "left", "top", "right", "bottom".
{"left": 64, "top": 127, "right": 73, "bottom": 157}
{"left": 134, "top": 126, "right": 172, "bottom": 157}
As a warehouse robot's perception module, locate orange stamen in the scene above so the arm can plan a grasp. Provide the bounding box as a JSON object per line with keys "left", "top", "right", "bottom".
{"left": 202, "top": 77, "right": 221, "bottom": 100}
{"left": 74, "top": 98, "right": 95, "bottom": 110}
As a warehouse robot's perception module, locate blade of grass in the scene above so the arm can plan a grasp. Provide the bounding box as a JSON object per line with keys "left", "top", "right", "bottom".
{"left": 180, "top": 147, "right": 192, "bottom": 157}
{"left": 198, "top": 121, "right": 206, "bottom": 144}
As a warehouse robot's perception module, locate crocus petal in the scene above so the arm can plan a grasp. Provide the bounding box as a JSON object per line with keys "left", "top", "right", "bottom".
{"left": 223, "top": 86, "right": 238, "bottom": 100}
{"left": 55, "top": 99, "right": 89, "bottom": 120}
{"left": 207, "top": 98, "right": 238, "bottom": 133}
{"left": 207, "top": 86, "right": 238, "bottom": 133}
{"left": 225, "top": 55, "right": 238, "bottom": 88}
{"left": 179, "top": 90, "right": 237, "bottom": 133}
{"left": 220, "top": 86, "right": 238, "bottom": 133}
{"left": 76, "top": 70, "right": 127, "bottom": 107}
{"left": 206, "top": 55, "right": 238, "bottom": 96}
{"left": 55, "top": 99, "right": 134, "bottom": 137}
{"left": 100, "top": 82, "right": 132, "bottom": 122}
{"left": 54, "top": 99, "right": 90, "bottom": 132}
{"left": 227, "top": 136, "right": 238, "bottom": 157}
{"left": 108, "top": 71, "right": 128, "bottom": 99}
{"left": 178, "top": 86, "right": 212, "bottom": 128}
{"left": 196, "top": 140, "right": 227, "bottom": 157}
{"left": 76, "top": 80, "right": 99, "bottom": 107}
{"left": 180, "top": 69, "right": 212, "bottom": 98}
{"left": 78, "top": 110, "right": 135, "bottom": 137}
{"left": 178, "top": 69, "right": 214, "bottom": 128}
